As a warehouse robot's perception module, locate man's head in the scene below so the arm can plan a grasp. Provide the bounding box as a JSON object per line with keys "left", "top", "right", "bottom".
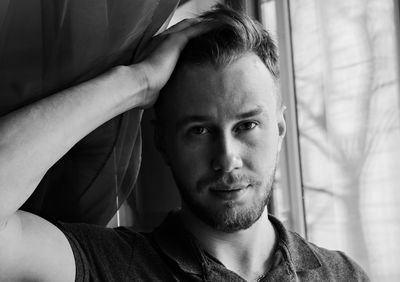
{"left": 154, "top": 5, "right": 285, "bottom": 233}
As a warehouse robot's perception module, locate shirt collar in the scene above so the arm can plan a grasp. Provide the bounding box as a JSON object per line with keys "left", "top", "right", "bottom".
{"left": 268, "top": 214, "right": 321, "bottom": 271}
{"left": 150, "top": 211, "right": 204, "bottom": 275}
{"left": 150, "top": 212, "right": 321, "bottom": 275}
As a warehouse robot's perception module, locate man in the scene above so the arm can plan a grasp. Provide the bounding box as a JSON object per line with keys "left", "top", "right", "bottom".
{"left": 0, "top": 5, "right": 368, "bottom": 282}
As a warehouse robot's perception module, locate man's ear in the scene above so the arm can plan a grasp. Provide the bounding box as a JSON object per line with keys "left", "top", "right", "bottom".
{"left": 152, "top": 120, "right": 171, "bottom": 166}
{"left": 277, "top": 106, "right": 287, "bottom": 151}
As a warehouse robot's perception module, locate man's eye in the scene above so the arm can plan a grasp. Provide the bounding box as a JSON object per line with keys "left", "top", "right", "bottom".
{"left": 188, "top": 126, "right": 209, "bottom": 135}
{"left": 235, "top": 121, "right": 258, "bottom": 132}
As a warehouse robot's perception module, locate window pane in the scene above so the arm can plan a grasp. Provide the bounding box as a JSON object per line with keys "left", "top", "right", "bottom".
{"left": 261, "top": 0, "right": 308, "bottom": 235}
{"left": 289, "top": 0, "right": 400, "bottom": 281}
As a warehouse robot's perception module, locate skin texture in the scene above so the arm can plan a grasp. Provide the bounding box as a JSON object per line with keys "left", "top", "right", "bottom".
{"left": 158, "top": 53, "right": 286, "bottom": 233}
{"left": 156, "top": 53, "right": 286, "bottom": 280}
{"left": 0, "top": 19, "right": 214, "bottom": 282}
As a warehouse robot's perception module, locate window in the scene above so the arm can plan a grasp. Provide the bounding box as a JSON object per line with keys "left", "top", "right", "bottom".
{"left": 261, "top": 0, "right": 400, "bottom": 280}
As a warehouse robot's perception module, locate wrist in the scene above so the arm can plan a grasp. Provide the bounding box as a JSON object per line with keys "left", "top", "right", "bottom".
{"left": 129, "top": 63, "right": 151, "bottom": 95}
{"left": 111, "top": 64, "right": 151, "bottom": 110}
{"left": 128, "top": 63, "right": 159, "bottom": 109}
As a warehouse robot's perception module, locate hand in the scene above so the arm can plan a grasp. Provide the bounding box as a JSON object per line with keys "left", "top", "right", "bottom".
{"left": 135, "top": 18, "right": 214, "bottom": 108}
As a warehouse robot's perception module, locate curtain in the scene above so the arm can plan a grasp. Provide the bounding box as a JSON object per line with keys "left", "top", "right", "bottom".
{"left": 0, "top": 0, "right": 179, "bottom": 226}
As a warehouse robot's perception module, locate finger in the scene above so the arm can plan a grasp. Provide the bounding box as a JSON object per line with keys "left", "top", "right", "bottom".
{"left": 149, "top": 21, "right": 216, "bottom": 63}
{"left": 146, "top": 20, "right": 215, "bottom": 57}
{"left": 178, "top": 20, "right": 218, "bottom": 40}
{"left": 137, "top": 20, "right": 217, "bottom": 63}
{"left": 160, "top": 18, "right": 201, "bottom": 36}
{"left": 159, "top": 20, "right": 217, "bottom": 51}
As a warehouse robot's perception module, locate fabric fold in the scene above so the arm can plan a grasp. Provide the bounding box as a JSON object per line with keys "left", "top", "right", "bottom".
{"left": 0, "top": 0, "right": 179, "bottom": 225}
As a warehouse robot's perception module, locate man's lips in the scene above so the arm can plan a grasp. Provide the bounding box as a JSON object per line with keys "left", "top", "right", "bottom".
{"left": 208, "top": 182, "right": 249, "bottom": 190}
{"left": 209, "top": 185, "right": 250, "bottom": 201}
{"left": 209, "top": 186, "right": 246, "bottom": 192}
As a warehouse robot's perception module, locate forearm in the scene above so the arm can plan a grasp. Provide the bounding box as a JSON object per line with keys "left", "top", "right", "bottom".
{"left": 0, "top": 17, "right": 212, "bottom": 223}
{"left": 0, "top": 64, "right": 147, "bottom": 220}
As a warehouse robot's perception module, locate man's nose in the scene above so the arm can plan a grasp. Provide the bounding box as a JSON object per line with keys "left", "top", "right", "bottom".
{"left": 211, "top": 135, "right": 243, "bottom": 172}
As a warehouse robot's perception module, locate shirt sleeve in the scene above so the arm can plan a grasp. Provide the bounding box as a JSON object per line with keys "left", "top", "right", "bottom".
{"left": 59, "top": 223, "right": 90, "bottom": 282}
{"left": 57, "top": 222, "right": 137, "bottom": 282}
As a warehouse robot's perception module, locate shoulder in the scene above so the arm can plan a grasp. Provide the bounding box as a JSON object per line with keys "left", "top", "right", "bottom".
{"left": 288, "top": 231, "right": 370, "bottom": 281}
{"left": 268, "top": 215, "right": 369, "bottom": 281}
{"left": 0, "top": 211, "right": 76, "bottom": 282}
{"left": 58, "top": 222, "right": 181, "bottom": 281}
{"left": 57, "top": 221, "right": 152, "bottom": 262}
{"left": 57, "top": 222, "right": 148, "bottom": 281}
{"left": 58, "top": 221, "right": 142, "bottom": 245}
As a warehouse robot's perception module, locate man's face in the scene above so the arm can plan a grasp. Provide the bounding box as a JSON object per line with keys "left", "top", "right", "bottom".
{"left": 157, "top": 53, "right": 285, "bottom": 232}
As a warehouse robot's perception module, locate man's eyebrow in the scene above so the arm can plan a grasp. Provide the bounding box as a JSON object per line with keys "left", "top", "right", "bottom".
{"left": 176, "top": 116, "right": 209, "bottom": 129}
{"left": 236, "top": 106, "right": 264, "bottom": 119}
{"left": 175, "top": 107, "right": 265, "bottom": 129}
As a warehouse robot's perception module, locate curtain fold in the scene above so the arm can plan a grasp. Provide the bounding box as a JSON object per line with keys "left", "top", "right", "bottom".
{"left": 0, "top": 0, "right": 179, "bottom": 226}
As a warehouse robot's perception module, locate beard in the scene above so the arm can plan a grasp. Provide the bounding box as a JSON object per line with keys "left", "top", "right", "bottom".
{"left": 172, "top": 167, "right": 276, "bottom": 233}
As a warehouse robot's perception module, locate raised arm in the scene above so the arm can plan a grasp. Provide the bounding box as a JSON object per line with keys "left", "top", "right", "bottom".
{"left": 0, "top": 19, "right": 211, "bottom": 282}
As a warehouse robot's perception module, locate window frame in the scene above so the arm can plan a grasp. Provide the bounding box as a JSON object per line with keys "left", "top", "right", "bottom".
{"left": 228, "top": 0, "right": 307, "bottom": 237}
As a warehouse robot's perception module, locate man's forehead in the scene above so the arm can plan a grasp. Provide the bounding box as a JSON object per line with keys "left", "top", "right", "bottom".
{"left": 165, "top": 54, "right": 278, "bottom": 118}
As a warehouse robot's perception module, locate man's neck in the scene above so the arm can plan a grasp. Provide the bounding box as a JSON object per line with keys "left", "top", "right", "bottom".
{"left": 179, "top": 209, "right": 277, "bottom": 281}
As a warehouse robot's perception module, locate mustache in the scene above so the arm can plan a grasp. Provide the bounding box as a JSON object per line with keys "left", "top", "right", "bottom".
{"left": 197, "top": 173, "right": 262, "bottom": 190}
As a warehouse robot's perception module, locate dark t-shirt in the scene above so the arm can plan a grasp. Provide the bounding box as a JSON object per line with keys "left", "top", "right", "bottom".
{"left": 58, "top": 213, "right": 370, "bottom": 282}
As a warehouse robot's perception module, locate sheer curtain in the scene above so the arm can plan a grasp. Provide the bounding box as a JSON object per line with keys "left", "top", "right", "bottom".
{"left": 0, "top": 0, "right": 179, "bottom": 226}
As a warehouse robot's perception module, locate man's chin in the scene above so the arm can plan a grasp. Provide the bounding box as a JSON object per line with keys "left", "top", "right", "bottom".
{"left": 177, "top": 179, "right": 273, "bottom": 233}
{"left": 194, "top": 203, "right": 267, "bottom": 233}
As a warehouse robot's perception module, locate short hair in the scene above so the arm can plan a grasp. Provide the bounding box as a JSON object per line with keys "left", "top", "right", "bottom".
{"left": 154, "top": 4, "right": 280, "bottom": 121}
{"left": 178, "top": 4, "right": 279, "bottom": 78}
